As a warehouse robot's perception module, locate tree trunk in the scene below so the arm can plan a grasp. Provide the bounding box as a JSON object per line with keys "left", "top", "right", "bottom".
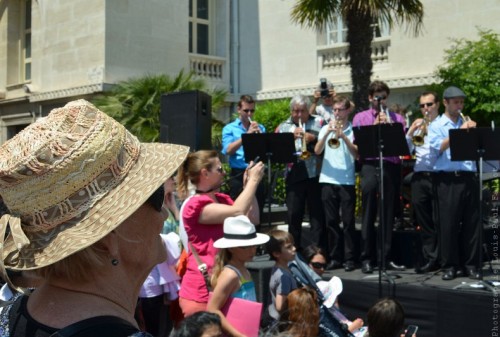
{"left": 346, "top": 9, "right": 374, "bottom": 112}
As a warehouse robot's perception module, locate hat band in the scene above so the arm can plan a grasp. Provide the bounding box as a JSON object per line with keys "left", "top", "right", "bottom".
{"left": 223, "top": 232, "right": 257, "bottom": 240}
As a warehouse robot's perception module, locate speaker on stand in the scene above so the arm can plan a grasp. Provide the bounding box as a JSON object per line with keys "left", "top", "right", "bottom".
{"left": 160, "top": 90, "right": 212, "bottom": 150}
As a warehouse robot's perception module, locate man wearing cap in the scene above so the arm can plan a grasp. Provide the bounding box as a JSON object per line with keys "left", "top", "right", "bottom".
{"left": 428, "top": 86, "right": 481, "bottom": 280}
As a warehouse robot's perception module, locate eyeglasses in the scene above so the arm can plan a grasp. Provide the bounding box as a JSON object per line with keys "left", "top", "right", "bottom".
{"left": 419, "top": 102, "right": 434, "bottom": 108}
{"left": 242, "top": 109, "right": 255, "bottom": 113}
{"left": 147, "top": 185, "right": 165, "bottom": 212}
{"left": 310, "top": 262, "right": 327, "bottom": 269}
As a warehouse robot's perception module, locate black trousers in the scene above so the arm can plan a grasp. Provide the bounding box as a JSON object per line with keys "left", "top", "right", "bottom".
{"left": 359, "top": 161, "right": 401, "bottom": 263}
{"left": 286, "top": 177, "right": 325, "bottom": 251}
{"left": 411, "top": 172, "right": 439, "bottom": 264}
{"left": 435, "top": 172, "right": 480, "bottom": 269}
{"left": 228, "top": 168, "right": 266, "bottom": 218}
{"left": 321, "top": 183, "right": 357, "bottom": 263}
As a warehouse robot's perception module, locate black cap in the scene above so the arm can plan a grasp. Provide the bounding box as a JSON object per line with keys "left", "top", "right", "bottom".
{"left": 443, "top": 86, "right": 466, "bottom": 99}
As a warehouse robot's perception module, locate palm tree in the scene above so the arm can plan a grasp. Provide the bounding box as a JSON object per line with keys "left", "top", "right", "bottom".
{"left": 92, "top": 70, "right": 227, "bottom": 143}
{"left": 291, "top": 0, "right": 424, "bottom": 111}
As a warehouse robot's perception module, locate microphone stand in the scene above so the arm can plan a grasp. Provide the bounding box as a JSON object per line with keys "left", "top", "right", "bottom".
{"left": 363, "top": 98, "right": 397, "bottom": 298}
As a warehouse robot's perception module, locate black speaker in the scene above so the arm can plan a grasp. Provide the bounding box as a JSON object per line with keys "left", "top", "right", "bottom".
{"left": 160, "top": 90, "right": 212, "bottom": 150}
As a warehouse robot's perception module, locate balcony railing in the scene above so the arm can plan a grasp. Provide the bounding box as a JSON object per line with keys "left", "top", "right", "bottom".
{"left": 189, "top": 54, "right": 227, "bottom": 82}
{"left": 318, "top": 38, "right": 391, "bottom": 71}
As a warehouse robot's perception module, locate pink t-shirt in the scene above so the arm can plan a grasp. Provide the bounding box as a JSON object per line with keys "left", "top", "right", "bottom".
{"left": 179, "top": 193, "right": 233, "bottom": 302}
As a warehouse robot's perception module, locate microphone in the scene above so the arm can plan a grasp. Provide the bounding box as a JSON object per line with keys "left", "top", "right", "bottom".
{"left": 375, "top": 96, "right": 383, "bottom": 102}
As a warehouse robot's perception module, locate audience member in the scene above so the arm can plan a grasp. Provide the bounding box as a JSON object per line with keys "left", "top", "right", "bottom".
{"left": 176, "top": 150, "right": 264, "bottom": 316}
{"left": 264, "top": 230, "right": 298, "bottom": 326}
{"left": 309, "top": 79, "right": 336, "bottom": 122}
{"left": 162, "top": 175, "right": 180, "bottom": 234}
{"left": 283, "top": 287, "right": 320, "bottom": 337}
{"left": 405, "top": 91, "right": 441, "bottom": 274}
{"left": 352, "top": 80, "right": 406, "bottom": 274}
{"left": 366, "top": 298, "right": 406, "bottom": 337}
{"left": 207, "top": 215, "right": 269, "bottom": 337}
{"left": 303, "top": 244, "right": 327, "bottom": 277}
{"left": 173, "top": 311, "right": 222, "bottom": 337}
{"left": 276, "top": 95, "right": 325, "bottom": 252}
{"left": 428, "top": 86, "right": 480, "bottom": 281}
{"left": 0, "top": 99, "right": 188, "bottom": 336}
{"left": 222, "top": 95, "right": 266, "bottom": 215}
{"left": 315, "top": 95, "right": 359, "bottom": 271}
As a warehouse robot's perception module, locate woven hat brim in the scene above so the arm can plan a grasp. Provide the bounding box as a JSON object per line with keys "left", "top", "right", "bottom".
{"left": 213, "top": 233, "right": 270, "bottom": 249}
{"left": 3, "top": 143, "right": 189, "bottom": 270}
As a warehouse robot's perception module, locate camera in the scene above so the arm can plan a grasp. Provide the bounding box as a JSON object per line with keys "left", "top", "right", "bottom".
{"left": 319, "top": 78, "right": 331, "bottom": 98}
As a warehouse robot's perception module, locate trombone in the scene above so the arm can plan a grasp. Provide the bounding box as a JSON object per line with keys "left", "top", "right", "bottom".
{"left": 412, "top": 112, "right": 429, "bottom": 146}
{"left": 298, "top": 119, "right": 311, "bottom": 160}
{"left": 328, "top": 117, "right": 343, "bottom": 149}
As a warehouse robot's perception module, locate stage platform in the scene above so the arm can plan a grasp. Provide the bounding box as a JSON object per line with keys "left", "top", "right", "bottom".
{"left": 248, "top": 257, "right": 498, "bottom": 337}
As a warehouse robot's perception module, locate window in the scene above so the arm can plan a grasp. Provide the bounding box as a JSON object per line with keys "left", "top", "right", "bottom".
{"left": 326, "top": 16, "right": 389, "bottom": 45}
{"left": 189, "top": 0, "right": 210, "bottom": 55}
{"left": 22, "top": 0, "right": 32, "bottom": 82}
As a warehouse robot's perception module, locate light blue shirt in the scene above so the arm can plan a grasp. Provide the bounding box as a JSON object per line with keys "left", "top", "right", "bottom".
{"left": 222, "top": 118, "right": 266, "bottom": 169}
{"left": 318, "top": 122, "right": 355, "bottom": 185}
{"left": 406, "top": 118, "right": 439, "bottom": 172}
{"left": 428, "top": 114, "right": 476, "bottom": 172}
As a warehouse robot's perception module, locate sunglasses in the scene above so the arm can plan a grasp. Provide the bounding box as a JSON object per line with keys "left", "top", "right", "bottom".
{"left": 242, "top": 109, "right": 255, "bottom": 113}
{"left": 214, "top": 166, "right": 224, "bottom": 174}
{"left": 147, "top": 185, "right": 165, "bottom": 212}
{"left": 419, "top": 102, "right": 434, "bottom": 108}
{"left": 310, "top": 262, "right": 327, "bottom": 269}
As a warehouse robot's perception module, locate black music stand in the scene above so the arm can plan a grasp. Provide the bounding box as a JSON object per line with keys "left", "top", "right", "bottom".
{"left": 242, "top": 133, "right": 295, "bottom": 227}
{"left": 354, "top": 123, "right": 410, "bottom": 298}
{"left": 449, "top": 127, "right": 500, "bottom": 292}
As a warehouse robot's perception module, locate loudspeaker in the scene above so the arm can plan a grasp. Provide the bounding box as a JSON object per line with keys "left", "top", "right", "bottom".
{"left": 160, "top": 90, "right": 212, "bottom": 150}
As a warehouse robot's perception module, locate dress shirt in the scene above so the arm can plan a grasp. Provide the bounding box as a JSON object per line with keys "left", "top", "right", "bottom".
{"left": 406, "top": 118, "right": 439, "bottom": 172}
{"left": 222, "top": 119, "right": 266, "bottom": 169}
{"left": 428, "top": 114, "right": 476, "bottom": 172}
{"left": 352, "top": 108, "right": 406, "bottom": 164}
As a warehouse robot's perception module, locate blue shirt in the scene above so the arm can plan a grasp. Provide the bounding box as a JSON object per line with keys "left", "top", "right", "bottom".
{"left": 406, "top": 118, "right": 439, "bottom": 172}
{"left": 222, "top": 119, "right": 266, "bottom": 169}
{"left": 428, "top": 114, "right": 476, "bottom": 172}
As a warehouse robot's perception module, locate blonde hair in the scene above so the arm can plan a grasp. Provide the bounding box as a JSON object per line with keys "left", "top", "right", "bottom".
{"left": 210, "top": 248, "right": 232, "bottom": 288}
{"left": 286, "top": 287, "right": 320, "bottom": 337}
{"left": 177, "top": 150, "right": 218, "bottom": 199}
{"left": 35, "top": 244, "right": 107, "bottom": 284}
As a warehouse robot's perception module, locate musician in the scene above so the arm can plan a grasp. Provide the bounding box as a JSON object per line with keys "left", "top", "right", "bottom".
{"left": 352, "top": 80, "right": 406, "bottom": 274}
{"left": 405, "top": 91, "right": 440, "bottom": 273}
{"left": 315, "top": 95, "right": 359, "bottom": 271}
{"left": 428, "top": 86, "right": 481, "bottom": 281}
{"left": 222, "top": 95, "right": 266, "bottom": 214}
{"left": 276, "top": 95, "right": 325, "bottom": 252}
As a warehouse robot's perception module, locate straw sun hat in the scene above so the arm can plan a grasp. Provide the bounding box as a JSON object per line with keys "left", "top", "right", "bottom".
{"left": 214, "top": 215, "right": 269, "bottom": 249}
{"left": 0, "top": 99, "right": 189, "bottom": 271}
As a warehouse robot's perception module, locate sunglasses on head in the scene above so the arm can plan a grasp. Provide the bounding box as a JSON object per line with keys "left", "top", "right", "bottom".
{"left": 147, "top": 185, "right": 165, "bottom": 212}
{"left": 419, "top": 102, "right": 434, "bottom": 108}
{"left": 310, "top": 262, "right": 327, "bottom": 269}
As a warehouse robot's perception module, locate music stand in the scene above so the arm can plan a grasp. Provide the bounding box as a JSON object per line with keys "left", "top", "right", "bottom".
{"left": 354, "top": 123, "right": 410, "bottom": 297}
{"left": 449, "top": 127, "right": 500, "bottom": 292}
{"left": 242, "top": 133, "right": 296, "bottom": 227}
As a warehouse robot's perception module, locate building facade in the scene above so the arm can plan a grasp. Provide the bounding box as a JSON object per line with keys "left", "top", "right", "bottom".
{"left": 0, "top": 0, "right": 498, "bottom": 143}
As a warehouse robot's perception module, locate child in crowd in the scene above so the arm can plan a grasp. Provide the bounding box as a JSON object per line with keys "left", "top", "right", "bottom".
{"left": 207, "top": 215, "right": 269, "bottom": 337}
{"left": 265, "top": 229, "right": 298, "bottom": 326}
{"left": 284, "top": 287, "right": 320, "bottom": 337}
{"left": 173, "top": 311, "right": 222, "bottom": 337}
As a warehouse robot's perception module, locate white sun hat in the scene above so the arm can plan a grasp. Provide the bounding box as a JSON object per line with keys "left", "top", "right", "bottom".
{"left": 213, "top": 215, "right": 269, "bottom": 249}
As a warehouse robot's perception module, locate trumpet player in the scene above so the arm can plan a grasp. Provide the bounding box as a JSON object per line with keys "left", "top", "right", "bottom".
{"left": 222, "top": 95, "right": 266, "bottom": 214}
{"left": 428, "top": 86, "right": 480, "bottom": 281}
{"left": 352, "top": 80, "right": 407, "bottom": 274}
{"left": 315, "top": 96, "right": 359, "bottom": 271}
{"left": 405, "top": 91, "right": 440, "bottom": 274}
{"left": 276, "top": 95, "right": 324, "bottom": 252}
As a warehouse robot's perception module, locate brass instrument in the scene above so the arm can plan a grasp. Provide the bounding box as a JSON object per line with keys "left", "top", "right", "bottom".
{"left": 458, "top": 110, "right": 471, "bottom": 123}
{"left": 299, "top": 120, "right": 311, "bottom": 160}
{"left": 247, "top": 117, "right": 259, "bottom": 133}
{"left": 412, "top": 112, "right": 429, "bottom": 146}
{"left": 328, "top": 117, "right": 343, "bottom": 149}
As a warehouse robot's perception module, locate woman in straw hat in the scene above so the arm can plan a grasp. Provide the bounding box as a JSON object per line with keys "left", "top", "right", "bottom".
{"left": 176, "top": 150, "right": 264, "bottom": 317}
{"left": 207, "top": 215, "right": 269, "bottom": 337}
{"left": 0, "top": 100, "right": 189, "bottom": 337}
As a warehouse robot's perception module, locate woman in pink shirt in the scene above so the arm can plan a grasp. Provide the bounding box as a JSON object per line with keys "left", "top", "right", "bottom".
{"left": 176, "top": 150, "right": 264, "bottom": 317}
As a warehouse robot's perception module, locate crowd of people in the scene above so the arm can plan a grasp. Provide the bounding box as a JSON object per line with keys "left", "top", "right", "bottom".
{"left": 0, "top": 79, "right": 487, "bottom": 336}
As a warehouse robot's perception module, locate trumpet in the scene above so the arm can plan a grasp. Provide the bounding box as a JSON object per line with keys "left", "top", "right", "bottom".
{"left": 458, "top": 110, "right": 471, "bottom": 123}
{"left": 328, "top": 117, "right": 343, "bottom": 149}
{"left": 247, "top": 117, "right": 259, "bottom": 133}
{"left": 298, "top": 119, "right": 311, "bottom": 160}
{"left": 412, "top": 112, "right": 429, "bottom": 146}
